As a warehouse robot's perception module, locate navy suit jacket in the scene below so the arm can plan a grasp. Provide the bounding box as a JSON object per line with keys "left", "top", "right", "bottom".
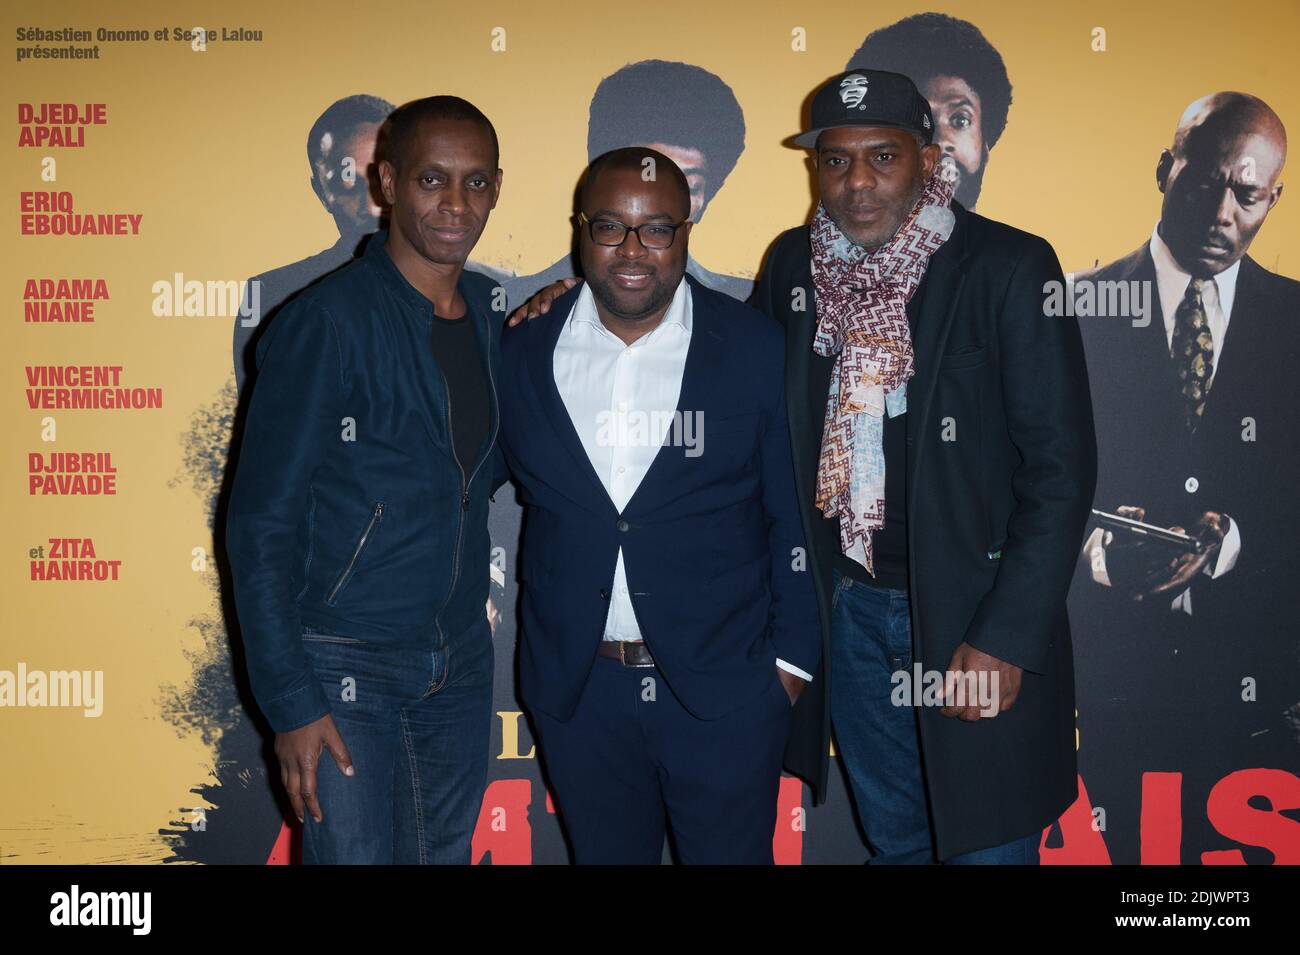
{"left": 497, "top": 272, "right": 821, "bottom": 722}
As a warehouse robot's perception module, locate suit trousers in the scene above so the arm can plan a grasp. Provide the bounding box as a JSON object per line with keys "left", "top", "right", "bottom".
{"left": 531, "top": 652, "right": 794, "bottom": 864}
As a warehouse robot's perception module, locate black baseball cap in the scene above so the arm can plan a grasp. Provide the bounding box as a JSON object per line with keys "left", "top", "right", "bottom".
{"left": 793, "top": 69, "right": 934, "bottom": 148}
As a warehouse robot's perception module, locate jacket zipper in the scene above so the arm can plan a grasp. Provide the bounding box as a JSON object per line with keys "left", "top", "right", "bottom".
{"left": 326, "top": 501, "right": 385, "bottom": 604}
{"left": 433, "top": 309, "right": 500, "bottom": 642}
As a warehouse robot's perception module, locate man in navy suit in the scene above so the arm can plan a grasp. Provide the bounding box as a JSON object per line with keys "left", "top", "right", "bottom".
{"left": 495, "top": 147, "right": 820, "bottom": 864}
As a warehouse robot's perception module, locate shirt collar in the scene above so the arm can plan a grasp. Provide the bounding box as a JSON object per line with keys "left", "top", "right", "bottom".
{"left": 1149, "top": 222, "right": 1240, "bottom": 321}
{"left": 365, "top": 227, "right": 475, "bottom": 319}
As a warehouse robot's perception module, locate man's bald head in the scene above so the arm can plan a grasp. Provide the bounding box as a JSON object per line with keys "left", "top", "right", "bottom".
{"left": 1157, "top": 91, "right": 1287, "bottom": 277}
{"left": 1171, "top": 92, "right": 1287, "bottom": 171}
{"left": 579, "top": 147, "right": 692, "bottom": 221}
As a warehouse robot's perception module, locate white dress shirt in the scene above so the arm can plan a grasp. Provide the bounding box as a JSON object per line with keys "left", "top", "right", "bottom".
{"left": 1081, "top": 224, "right": 1243, "bottom": 614}
{"left": 553, "top": 278, "right": 811, "bottom": 681}
{"left": 1150, "top": 222, "right": 1239, "bottom": 387}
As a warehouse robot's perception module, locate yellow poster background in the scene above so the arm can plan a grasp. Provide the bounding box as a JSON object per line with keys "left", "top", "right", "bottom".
{"left": 2, "top": 0, "right": 1296, "bottom": 862}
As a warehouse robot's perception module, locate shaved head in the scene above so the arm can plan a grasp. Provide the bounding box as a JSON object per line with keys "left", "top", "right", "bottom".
{"left": 579, "top": 147, "right": 691, "bottom": 221}
{"left": 1172, "top": 92, "right": 1286, "bottom": 165}
{"left": 1157, "top": 91, "right": 1287, "bottom": 276}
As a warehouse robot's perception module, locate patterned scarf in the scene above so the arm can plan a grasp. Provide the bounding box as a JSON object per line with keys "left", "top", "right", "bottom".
{"left": 811, "top": 171, "right": 955, "bottom": 574}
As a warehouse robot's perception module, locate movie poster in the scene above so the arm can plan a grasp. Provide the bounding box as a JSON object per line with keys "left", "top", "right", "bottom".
{"left": 3, "top": 0, "right": 1296, "bottom": 866}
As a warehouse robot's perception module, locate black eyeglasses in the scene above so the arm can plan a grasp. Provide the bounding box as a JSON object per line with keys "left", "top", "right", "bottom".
{"left": 578, "top": 211, "right": 688, "bottom": 250}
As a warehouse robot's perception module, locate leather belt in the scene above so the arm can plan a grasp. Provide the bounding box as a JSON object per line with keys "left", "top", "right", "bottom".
{"left": 598, "top": 640, "right": 655, "bottom": 667}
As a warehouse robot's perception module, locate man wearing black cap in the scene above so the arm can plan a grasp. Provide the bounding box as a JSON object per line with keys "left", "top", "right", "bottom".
{"left": 750, "top": 69, "right": 1096, "bottom": 863}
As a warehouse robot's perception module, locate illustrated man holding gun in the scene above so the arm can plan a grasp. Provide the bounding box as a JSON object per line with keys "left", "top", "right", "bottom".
{"left": 1071, "top": 92, "right": 1299, "bottom": 861}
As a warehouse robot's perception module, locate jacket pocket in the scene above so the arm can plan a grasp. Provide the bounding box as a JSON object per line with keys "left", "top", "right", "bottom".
{"left": 770, "top": 659, "right": 794, "bottom": 709}
{"left": 706, "top": 412, "right": 761, "bottom": 436}
{"left": 325, "top": 501, "right": 386, "bottom": 606}
{"left": 938, "top": 345, "right": 988, "bottom": 370}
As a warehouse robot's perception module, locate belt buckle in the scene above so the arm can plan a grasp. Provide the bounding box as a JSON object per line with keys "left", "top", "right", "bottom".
{"left": 619, "top": 641, "right": 653, "bottom": 668}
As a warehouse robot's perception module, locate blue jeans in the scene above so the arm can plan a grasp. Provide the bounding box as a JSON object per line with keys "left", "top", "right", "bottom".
{"left": 829, "top": 570, "right": 1040, "bottom": 865}
{"left": 298, "top": 618, "right": 493, "bottom": 864}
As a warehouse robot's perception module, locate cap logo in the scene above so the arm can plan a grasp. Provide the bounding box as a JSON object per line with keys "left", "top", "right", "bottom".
{"left": 839, "top": 74, "right": 869, "bottom": 110}
{"left": 922, "top": 114, "right": 931, "bottom": 129}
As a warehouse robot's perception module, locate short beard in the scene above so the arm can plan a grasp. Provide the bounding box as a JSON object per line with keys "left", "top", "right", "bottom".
{"left": 839, "top": 177, "right": 928, "bottom": 251}
{"left": 587, "top": 273, "right": 678, "bottom": 323}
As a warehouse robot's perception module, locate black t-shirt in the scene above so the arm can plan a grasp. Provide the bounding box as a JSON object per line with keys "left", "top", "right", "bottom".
{"left": 429, "top": 306, "right": 490, "bottom": 478}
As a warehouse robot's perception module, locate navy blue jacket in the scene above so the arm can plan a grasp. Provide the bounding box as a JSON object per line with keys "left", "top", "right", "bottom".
{"left": 497, "top": 273, "right": 821, "bottom": 721}
{"left": 226, "top": 230, "right": 503, "bottom": 732}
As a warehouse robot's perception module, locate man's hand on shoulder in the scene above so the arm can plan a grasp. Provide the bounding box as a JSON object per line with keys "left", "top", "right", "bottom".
{"left": 506, "top": 277, "right": 581, "bottom": 327}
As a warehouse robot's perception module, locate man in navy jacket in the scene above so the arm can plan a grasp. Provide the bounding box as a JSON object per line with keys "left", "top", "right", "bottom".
{"left": 226, "top": 96, "right": 504, "bottom": 864}
{"left": 496, "top": 147, "right": 820, "bottom": 863}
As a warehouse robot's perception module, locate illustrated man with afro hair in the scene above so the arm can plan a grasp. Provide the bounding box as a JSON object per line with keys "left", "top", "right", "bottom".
{"left": 504, "top": 59, "right": 751, "bottom": 305}
{"left": 848, "top": 13, "right": 1013, "bottom": 210}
